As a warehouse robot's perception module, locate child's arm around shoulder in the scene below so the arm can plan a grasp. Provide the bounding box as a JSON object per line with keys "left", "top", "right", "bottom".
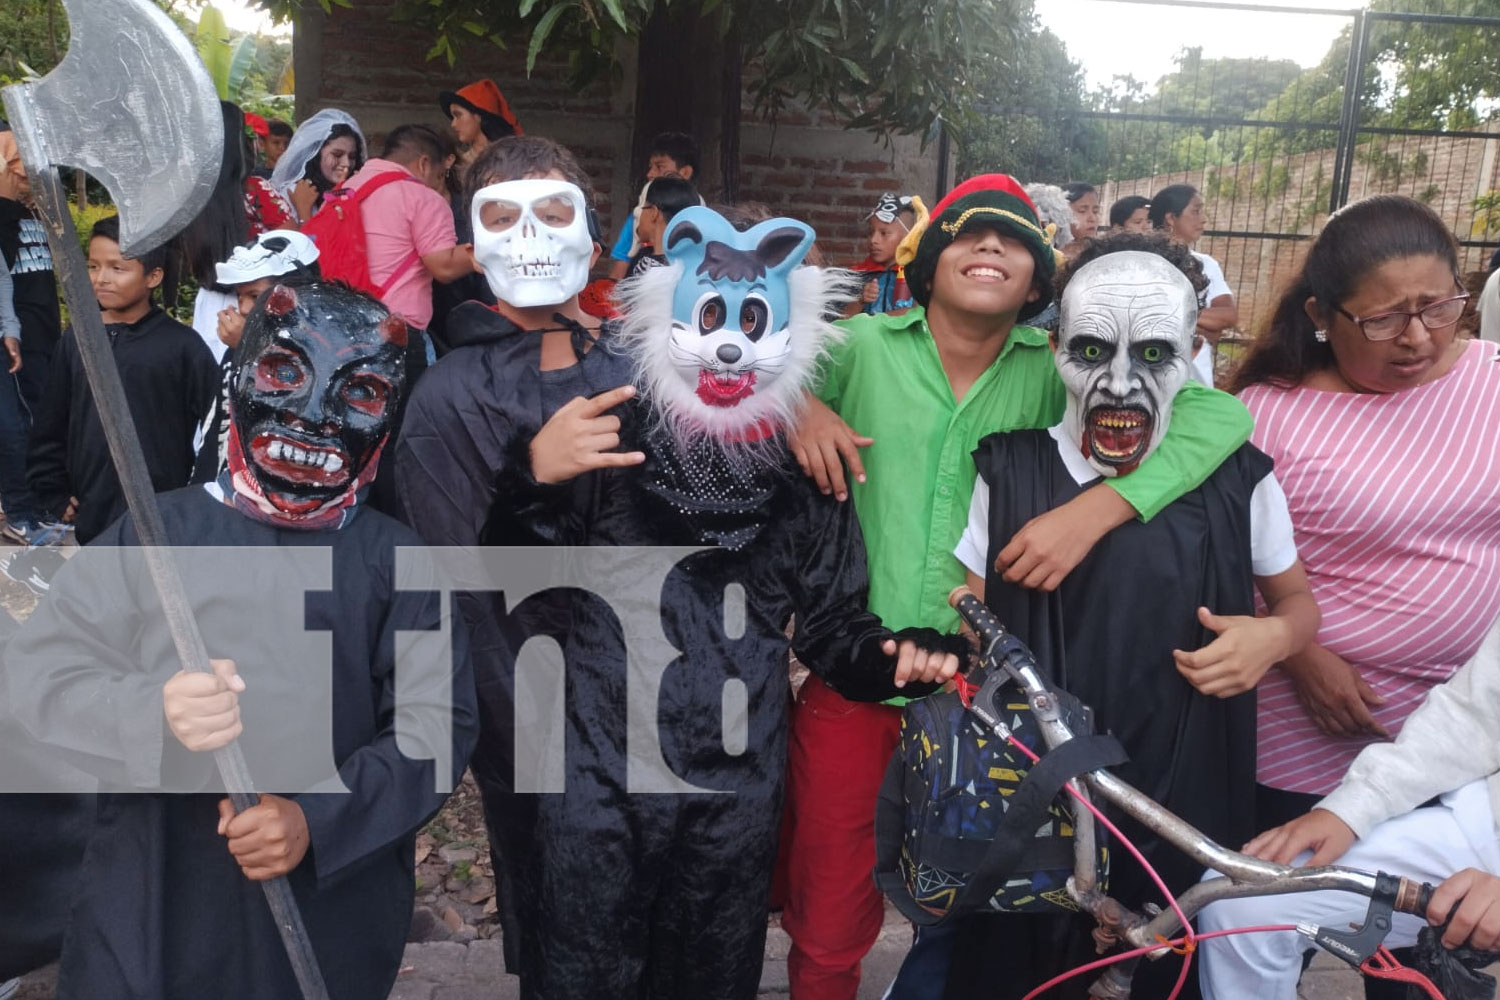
{"left": 997, "top": 383, "right": 1253, "bottom": 592}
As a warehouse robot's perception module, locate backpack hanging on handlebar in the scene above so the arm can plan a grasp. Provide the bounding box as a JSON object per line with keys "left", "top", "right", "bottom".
{"left": 873, "top": 652, "right": 1125, "bottom": 925}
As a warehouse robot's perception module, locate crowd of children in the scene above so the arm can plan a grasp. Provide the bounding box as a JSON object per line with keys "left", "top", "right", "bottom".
{"left": 1, "top": 65, "right": 1499, "bottom": 1000}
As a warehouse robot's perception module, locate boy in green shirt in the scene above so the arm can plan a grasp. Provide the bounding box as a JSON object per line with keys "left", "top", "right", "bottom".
{"left": 778, "top": 174, "right": 1252, "bottom": 1000}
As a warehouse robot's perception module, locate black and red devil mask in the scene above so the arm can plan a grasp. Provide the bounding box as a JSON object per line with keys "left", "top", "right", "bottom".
{"left": 226, "top": 282, "right": 406, "bottom": 529}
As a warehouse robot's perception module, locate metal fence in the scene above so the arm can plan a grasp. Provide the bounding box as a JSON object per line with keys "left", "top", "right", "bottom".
{"left": 967, "top": 0, "right": 1500, "bottom": 365}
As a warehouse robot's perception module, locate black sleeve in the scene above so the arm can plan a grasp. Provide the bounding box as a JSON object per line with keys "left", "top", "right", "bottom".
{"left": 396, "top": 367, "right": 516, "bottom": 547}
{"left": 26, "top": 329, "right": 75, "bottom": 515}
{"left": 293, "top": 556, "right": 479, "bottom": 890}
{"left": 786, "top": 486, "right": 960, "bottom": 702}
{"left": 0, "top": 516, "right": 191, "bottom": 788}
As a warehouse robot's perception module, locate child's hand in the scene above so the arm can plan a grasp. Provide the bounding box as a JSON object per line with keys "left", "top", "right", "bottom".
{"left": 883, "top": 638, "right": 962, "bottom": 688}
{"left": 217, "top": 307, "right": 245, "bottom": 349}
{"left": 290, "top": 179, "right": 320, "bottom": 222}
{"left": 530, "top": 384, "right": 645, "bottom": 485}
{"left": 162, "top": 657, "right": 245, "bottom": 752}
{"left": 997, "top": 483, "right": 1129, "bottom": 592}
{"left": 1243, "top": 808, "right": 1355, "bottom": 867}
{"left": 787, "top": 394, "right": 872, "bottom": 502}
{"left": 217, "top": 794, "right": 310, "bottom": 881}
{"left": 1173, "top": 606, "right": 1290, "bottom": 697}
{"left": 3, "top": 336, "right": 20, "bottom": 374}
{"left": 62, "top": 496, "right": 78, "bottom": 524}
{"left": 1428, "top": 868, "right": 1500, "bottom": 951}
{"left": 860, "top": 279, "right": 879, "bottom": 304}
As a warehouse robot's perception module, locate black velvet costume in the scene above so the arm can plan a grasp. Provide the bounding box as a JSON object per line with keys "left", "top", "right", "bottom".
{"left": 397, "top": 305, "right": 960, "bottom": 999}
{"left": 2, "top": 488, "right": 478, "bottom": 1000}
{"left": 943, "top": 430, "right": 1269, "bottom": 1000}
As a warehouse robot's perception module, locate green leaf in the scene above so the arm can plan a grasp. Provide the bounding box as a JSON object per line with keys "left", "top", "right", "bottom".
{"left": 462, "top": 20, "right": 487, "bottom": 35}
{"left": 597, "top": 0, "right": 629, "bottom": 30}
{"left": 527, "top": 4, "right": 572, "bottom": 74}
{"left": 227, "top": 35, "right": 258, "bottom": 102}
{"left": 518, "top": 0, "right": 542, "bottom": 16}
{"left": 839, "top": 57, "right": 869, "bottom": 83}
{"left": 195, "top": 5, "right": 233, "bottom": 100}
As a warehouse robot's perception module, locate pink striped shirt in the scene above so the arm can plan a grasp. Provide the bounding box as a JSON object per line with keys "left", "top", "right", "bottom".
{"left": 1243, "top": 339, "right": 1500, "bottom": 794}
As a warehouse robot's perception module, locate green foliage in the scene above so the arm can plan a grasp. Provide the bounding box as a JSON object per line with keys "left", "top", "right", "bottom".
{"left": 250, "top": 0, "right": 1019, "bottom": 142}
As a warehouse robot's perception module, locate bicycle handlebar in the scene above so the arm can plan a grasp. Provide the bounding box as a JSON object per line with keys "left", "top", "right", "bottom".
{"left": 945, "top": 586, "right": 1440, "bottom": 953}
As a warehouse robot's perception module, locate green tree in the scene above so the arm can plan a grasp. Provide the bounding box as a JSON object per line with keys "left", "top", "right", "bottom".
{"left": 253, "top": 0, "right": 1023, "bottom": 198}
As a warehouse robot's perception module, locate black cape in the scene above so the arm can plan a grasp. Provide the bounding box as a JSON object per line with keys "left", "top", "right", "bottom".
{"left": 27, "top": 308, "right": 219, "bottom": 543}
{"left": 397, "top": 309, "right": 952, "bottom": 998}
{"left": 945, "top": 430, "right": 1268, "bottom": 1000}
{"left": 1, "top": 487, "right": 478, "bottom": 1000}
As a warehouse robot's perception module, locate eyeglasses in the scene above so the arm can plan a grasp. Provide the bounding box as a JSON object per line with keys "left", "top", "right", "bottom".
{"left": 1336, "top": 292, "right": 1469, "bottom": 342}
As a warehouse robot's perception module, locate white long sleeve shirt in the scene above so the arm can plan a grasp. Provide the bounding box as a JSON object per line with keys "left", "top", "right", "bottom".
{"left": 1319, "top": 614, "right": 1500, "bottom": 840}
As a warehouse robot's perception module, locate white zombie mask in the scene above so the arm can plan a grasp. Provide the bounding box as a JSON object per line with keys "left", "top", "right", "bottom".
{"left": 471, "top": 179, "right": 593, "bottom": 308}
{"left": 1056, "top": 251, "right": 1198, "bottom": 477}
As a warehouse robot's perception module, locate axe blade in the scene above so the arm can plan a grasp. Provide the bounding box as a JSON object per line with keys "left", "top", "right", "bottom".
{"left": 3, "top": 0, "right": 222, "bottom": 256}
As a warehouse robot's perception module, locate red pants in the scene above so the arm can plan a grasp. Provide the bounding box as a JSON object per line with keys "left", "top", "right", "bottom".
{"left": 778, "top": 674, "right": 904, "bottom": 1000}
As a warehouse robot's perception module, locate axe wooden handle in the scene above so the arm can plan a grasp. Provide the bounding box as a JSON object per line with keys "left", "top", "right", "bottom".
{"left": 5, "top": 107, "right": 333, "bottom": 1000}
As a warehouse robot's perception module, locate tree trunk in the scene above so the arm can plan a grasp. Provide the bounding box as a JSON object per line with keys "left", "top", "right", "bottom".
{"left": 629, "top": 5, "right": 731, "bottom": 199}
{"left": 720, "top": 26, "right": 743, "bottom": 204}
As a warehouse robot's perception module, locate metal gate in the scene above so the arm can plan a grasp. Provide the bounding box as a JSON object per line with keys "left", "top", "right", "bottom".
{"left": 964, "top": 1, "right": 1500, "bottom": 349}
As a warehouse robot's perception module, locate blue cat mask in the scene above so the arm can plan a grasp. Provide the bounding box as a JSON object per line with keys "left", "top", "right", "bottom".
{"left": 615, "top": 206, "right": 843, "bottom": 446}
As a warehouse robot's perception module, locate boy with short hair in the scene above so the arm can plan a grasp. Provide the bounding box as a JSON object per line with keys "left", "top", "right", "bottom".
{"left": 264, "top": 119, "right": 294, "bottom": 173}
{"left": 844, "top": 192, "right": 917, "bottom": 317}
{"left": 782, "top": 175, "right": 1255, "bottom": 999}
{"left": 625, "top": 174, "right": 700, "bottom": 276}
{"left": 26, "top": 215, "right": 219, "bottom": 547}
{"left": 607, "top": 131, "right": 700, "bottom": 279}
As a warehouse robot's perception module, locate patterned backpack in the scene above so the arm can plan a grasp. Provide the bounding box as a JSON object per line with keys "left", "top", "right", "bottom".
{"left": 873, "top": 649, "right": 1124, "bottom": 924}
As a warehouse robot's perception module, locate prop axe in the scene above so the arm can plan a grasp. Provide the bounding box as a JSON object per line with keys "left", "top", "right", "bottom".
{"left": 2, "top": 2, "right": 330, "bottom": 997}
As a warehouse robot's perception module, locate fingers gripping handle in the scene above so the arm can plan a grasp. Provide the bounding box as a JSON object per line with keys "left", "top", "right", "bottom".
{"left": 1394, "top": 878, "right": 1437, "bottom": 919}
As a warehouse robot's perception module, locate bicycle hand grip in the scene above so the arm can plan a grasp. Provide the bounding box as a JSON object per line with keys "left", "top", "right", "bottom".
{"left": 1394, "top": 878, "right": 1437, "bottom": 918}
{"left": 950, "top": 585, "right": 1005, "bottom": 648}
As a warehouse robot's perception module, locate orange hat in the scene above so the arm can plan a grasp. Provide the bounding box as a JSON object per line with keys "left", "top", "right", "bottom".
{"left": 438, "top": 79, "right": 522, "bottom": 137}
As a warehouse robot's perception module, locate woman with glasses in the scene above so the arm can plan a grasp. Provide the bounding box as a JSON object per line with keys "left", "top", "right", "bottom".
{"left": 1228, "top": 196, "right": 1500, "bottom": 889}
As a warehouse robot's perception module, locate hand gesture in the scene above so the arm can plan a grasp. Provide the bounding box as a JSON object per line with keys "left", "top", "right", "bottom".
{"left": 3, "top": 337, "right": 20, "bottom": 374}
{"left": 1173, "top": 607, "right": 1289, "bottom": 698}
{"left": 1428, "top": 868, "right": 1500, "bottom": 951}
{"left": 861, "top": 279, "right": 879, "bottom": 304}
{"left": 290, "top": 179, "right": 320, "bottom": 222}
{"left": 883, "top": 638, "right": 962, "bottom": 689}
{"left": 162, "top": 657, "right": 245, "bottom": 752}
{"left": 217, "top": 307, "right": 246, "bottom": 350}
{"left": 530, "top": 384, "right": 646, "bottom": 485}
{"left": 1282, "top": 644, "right": 1389, "bottom": 739}
{"left": 787, "top": 393, "right": 872, "bottom": 502}
{"left": 217, "top": 794, "right": 310, "bottom": 881}
{"left": 1243, "top": 808, "right": 1355, "bottom": 867}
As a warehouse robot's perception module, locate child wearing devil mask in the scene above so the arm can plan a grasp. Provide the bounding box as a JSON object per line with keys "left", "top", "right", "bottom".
{"left": 4, "top": 282, "right": 477, "bottom": 1000}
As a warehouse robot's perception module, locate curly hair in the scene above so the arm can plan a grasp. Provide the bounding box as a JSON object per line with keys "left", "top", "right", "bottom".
{"left": 1022, "top": 182, "right": 1074, "bottom": 250}
{"left": 1055, "top": 230, "right": 1208, "bottom": 300}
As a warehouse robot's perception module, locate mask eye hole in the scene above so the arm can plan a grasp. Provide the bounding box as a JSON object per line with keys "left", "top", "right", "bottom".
{"left": 740, "top": 298, "right": 769, "bottom": 341}
{"left": 340, "top": 372, "right": 392, "bottom": 417}
{"left": 698, "top": 296, "right": 727, "bottom": 335}
{"left": 531, "top": 195, "right": 576, "bottom": 229}
{"left": 480, "top": 200, "right": 523, "bottom": 232}
{"left": 1076, "top": 340, "right": 1106, "bottom": 363}
{"left": 254, "top": 348, "right": 307, "bottom": 391}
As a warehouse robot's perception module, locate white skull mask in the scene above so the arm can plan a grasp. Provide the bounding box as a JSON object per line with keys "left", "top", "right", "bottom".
{"left": 1055, "top": 251, "right": 1198, "bottom": 477}
{"left": 471, "top": 179, "right": 594, "bottom": 308}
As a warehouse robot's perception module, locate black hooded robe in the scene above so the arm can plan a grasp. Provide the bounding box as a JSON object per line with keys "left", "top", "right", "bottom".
{"left": 943, "top": 430, "right": 1267, "bottom": 1000}
{"left": 397, "top": 306, "right": 955, "bottom": 999}
{"left": 1, "top": 487, "right": 478, "bottom": 1000}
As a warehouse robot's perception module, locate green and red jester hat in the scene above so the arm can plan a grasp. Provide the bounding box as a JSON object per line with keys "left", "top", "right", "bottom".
{"left": 896, "top": 173, "right": 1067, "bottom": 320}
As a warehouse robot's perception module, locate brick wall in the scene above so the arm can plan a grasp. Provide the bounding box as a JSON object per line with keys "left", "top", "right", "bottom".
{"left": 295, "top": 4, "right": 949, "bottom": 266}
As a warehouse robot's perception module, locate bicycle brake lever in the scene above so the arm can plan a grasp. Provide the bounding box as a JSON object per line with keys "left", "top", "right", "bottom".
{"left": 1298, "top": 871, "right": 1400, "bottom": 968}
